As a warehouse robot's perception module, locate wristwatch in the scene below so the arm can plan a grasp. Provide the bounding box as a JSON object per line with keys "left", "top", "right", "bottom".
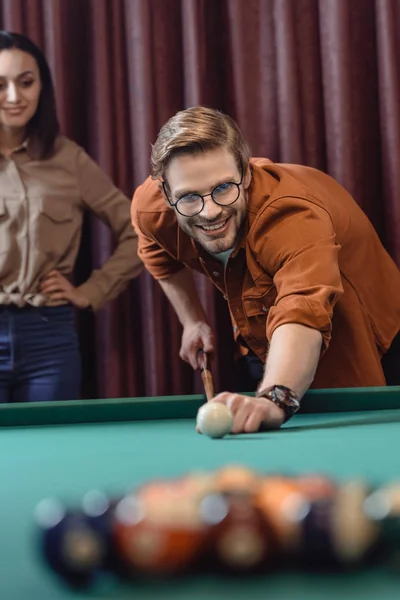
{"left": 256, "top": 385, "right": 301, "bottom": 423}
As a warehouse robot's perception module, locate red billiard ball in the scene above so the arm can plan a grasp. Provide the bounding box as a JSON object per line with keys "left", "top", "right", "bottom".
{"left": 113, "top": 482, "right": 208, "bottom": 576}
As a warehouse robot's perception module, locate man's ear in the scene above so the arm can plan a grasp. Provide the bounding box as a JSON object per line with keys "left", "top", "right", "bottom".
{"left": 243, "top": 165, "right": 252, "bottom": 191}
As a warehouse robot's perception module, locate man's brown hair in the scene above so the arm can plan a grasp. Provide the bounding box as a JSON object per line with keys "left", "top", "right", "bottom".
{"left": 151, "top": 106, "right": 251, "bottom": 181}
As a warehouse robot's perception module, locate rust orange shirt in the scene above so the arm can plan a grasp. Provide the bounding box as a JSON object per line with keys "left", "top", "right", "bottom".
{"left": 131, "top": 158, "right": 400, "bottom": 388}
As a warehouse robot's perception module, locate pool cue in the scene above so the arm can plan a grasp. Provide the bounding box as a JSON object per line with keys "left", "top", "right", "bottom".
{"left": 197, "top": 349, "right": 215, "bottom": 401}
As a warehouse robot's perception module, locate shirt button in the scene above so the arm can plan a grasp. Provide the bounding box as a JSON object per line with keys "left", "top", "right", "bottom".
{"left": 212, "top": 271, "right": 220, "bottom": 277}
{"left": 262, "top": 306, "right": 269, "bottom": 313}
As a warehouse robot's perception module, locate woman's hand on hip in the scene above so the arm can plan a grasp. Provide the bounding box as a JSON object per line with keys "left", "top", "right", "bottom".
{"left": 40, "top": 270, "right": 90, "bottom": 309}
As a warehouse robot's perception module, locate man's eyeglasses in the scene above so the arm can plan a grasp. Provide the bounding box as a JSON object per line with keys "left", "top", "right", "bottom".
{"left": 163, "top": 173, "right": 244, "bottom": 217}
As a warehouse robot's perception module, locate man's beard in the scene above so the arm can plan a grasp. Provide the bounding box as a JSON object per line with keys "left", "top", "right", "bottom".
{"left": 179, "top": 209, "right": 245, "bottom": 256}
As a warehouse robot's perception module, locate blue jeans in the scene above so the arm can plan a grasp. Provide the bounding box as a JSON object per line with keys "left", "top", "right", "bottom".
{"left": 0, "top": 304, "right": 81, "bottom": 403}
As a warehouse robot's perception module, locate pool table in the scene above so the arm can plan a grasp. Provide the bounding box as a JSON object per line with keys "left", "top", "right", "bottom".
{"left": 1, "top": 386, "right": 400, "bottom": 600}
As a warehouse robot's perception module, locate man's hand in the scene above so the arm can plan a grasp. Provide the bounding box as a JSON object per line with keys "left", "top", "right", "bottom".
{"left": 210, "top": 392, "right": 285, "bottom": 433}
{"left": 39, "top": 270, "right": 90, "bottom": 309}
{"left": 180, "top": 321, "right": 214, "bottom": 369}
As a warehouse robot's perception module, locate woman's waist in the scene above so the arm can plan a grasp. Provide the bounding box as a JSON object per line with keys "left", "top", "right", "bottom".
{"left": 0, "top": 290, "right": 69, "bottom": 309}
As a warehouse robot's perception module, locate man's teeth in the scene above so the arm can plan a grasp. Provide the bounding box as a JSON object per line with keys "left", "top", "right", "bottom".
{"left": 201, "top": 219, "right": 227, "bottom": 231}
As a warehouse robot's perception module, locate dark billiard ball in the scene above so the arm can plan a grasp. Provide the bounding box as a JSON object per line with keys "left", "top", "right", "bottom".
{"left": 199, "top": 491, "right": 278, "bottom": 574}
{"left": 363, "top": 484, "right": 400, "bottom": 565}
{"left": 113, "top": 483, "right": 208, "bottom": 577}
{"left": 274, "top": 476, "right": 339, "bottom": 567}
{"left": 34, "top": 492, "right": 115, "bottom": 587}
{"left": 286, "top": 480, "right": 380, "bottom": 569}
{"left": 295, "top": 496, "right": 338, "bottom": 567}
{"left": 80, "top": 490, "right": 122, "bottom": 574}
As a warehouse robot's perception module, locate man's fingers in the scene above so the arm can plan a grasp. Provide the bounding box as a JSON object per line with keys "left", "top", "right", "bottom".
{"left": 179, "top": 350, "right": 191, "bottom": 367}
{"left": 243, "top": 405, "right": 268, "bottom": 433}
{"left": 190, "top": 354, "right": 199, "bottom": 370}
{"left": 202, "top": 337, "right": 214, "bottom": 354}
{"left": 192, "top": 342, "right": 212, "bottom": 370}
{"left": 231, "top": 403, "right": 252, "bottom": 434}
{"left": 211, "top": 393, "right": 284, "bottom": 433}
{"left": 181, "top": 347, "right": 200, "bottom": 370}
{"left": 213, "top": 392, "right": 241, "bottom": 413}
{"left": 180, "top": 323, "right": 215, "bottom": 371}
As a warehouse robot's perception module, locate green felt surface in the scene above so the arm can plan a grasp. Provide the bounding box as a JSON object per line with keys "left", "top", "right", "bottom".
{"left": 1, "top": 389, "right": 400, "bottom": 599}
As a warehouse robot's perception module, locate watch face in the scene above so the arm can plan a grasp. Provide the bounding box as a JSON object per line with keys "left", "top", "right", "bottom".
{"left": 286, "top": 395, "right": 300, "bottom": 408}
{"left": 273, "top": 387, "right": 300, "bottom": 409}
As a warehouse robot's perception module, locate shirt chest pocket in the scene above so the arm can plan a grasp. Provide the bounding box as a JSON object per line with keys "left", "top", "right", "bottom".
{"left": 34, "top": 196, "right": 80, "bottom": 259}
{"left": 242, "top": 286, "right": 277, "bottom": 344}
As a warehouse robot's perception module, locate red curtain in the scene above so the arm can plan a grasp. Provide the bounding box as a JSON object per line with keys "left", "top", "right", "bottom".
{"left": 2, "top": 0, "right": 399, "bottom": 398}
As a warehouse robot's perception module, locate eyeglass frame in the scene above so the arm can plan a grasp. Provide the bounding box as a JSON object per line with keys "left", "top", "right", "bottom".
{"left": 161, "top": 170, "right": 244, "bottom": 217}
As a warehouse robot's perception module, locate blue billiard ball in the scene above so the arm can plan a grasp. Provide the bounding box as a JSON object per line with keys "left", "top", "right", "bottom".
{"left": 34, "top": 491, "right": 115, "bottom": 587}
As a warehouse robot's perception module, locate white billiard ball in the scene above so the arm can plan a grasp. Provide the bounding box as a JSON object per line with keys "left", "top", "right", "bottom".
{"left": 196, "top": 403, "right": 233, "bottom": 439}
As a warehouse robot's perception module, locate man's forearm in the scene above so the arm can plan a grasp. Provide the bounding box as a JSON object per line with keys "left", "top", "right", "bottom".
{"left": 258, "top": 323, "right": 323, "bottom": 398}
{"left": 158, "top": 268, "right": 208, "bottom": 327}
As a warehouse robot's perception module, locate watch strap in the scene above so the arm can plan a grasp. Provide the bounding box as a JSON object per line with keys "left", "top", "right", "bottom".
{"left": 256, "top": 385, "right": 301, "bottom": 423}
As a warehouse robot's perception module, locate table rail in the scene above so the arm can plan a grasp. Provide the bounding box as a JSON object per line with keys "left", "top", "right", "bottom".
{"left": 0, "top": 386, "right": 399, "bottom": 428}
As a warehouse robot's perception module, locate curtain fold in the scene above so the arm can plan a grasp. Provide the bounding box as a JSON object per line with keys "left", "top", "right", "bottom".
{"left": 376, "top": 0, "right": 400, "bottom": 264}
{"left": 0, "top": 0, "right": 398, "bottom": 398}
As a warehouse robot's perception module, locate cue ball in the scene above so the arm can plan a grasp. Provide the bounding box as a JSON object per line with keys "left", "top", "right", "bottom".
{"left": 196, "top": 403, "right": 233, "bottom": 438}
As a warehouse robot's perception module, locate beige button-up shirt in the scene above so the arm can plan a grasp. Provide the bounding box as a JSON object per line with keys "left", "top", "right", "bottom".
{"left": 0, "top": 136, "right": 142, "bottom": 310}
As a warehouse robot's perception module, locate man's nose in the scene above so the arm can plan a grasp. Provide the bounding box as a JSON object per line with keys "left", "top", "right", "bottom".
{"left": 201, "top": 196, "right": 223, "bottom": 220}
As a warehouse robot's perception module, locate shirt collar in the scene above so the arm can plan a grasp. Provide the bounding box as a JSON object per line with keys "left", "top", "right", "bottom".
{"left": 0, "top": 138, "right": 30, "bottom": 159}
{"left": 11, "top": 138, "right": 30, "bottom": 153}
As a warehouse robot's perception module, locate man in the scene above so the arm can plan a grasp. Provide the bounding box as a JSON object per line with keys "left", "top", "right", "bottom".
{"left": 131, "top": 106, "right": 400, "bottom": 432}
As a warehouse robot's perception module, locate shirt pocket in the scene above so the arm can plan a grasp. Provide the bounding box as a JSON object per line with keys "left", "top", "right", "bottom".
{"left": 34, "top": 196, "right": 80, "bottom": 259}
{"left": 242, "top": 286, "right": 277, "bottom": 345}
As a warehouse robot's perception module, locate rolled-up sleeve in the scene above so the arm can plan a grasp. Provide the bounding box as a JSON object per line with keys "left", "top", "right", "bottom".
{"left": 253, "top": 196, "right": 344, "bottom": 351}
{"left": 131, "top": 181, "right": 185, "bottom": 280}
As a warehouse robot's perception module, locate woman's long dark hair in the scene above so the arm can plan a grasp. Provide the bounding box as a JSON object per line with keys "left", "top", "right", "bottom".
{"left": 0, "top": 31, "right": 60, "bottom": 159}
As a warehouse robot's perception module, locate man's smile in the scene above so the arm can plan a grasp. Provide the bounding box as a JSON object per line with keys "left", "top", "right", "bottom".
{"left": 196, "top": 216, "right": 232, "bottom": 235}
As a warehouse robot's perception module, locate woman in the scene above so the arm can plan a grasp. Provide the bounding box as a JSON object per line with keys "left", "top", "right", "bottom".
{"left": 0, "top": 31, "right": 143, "bottom": 402}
